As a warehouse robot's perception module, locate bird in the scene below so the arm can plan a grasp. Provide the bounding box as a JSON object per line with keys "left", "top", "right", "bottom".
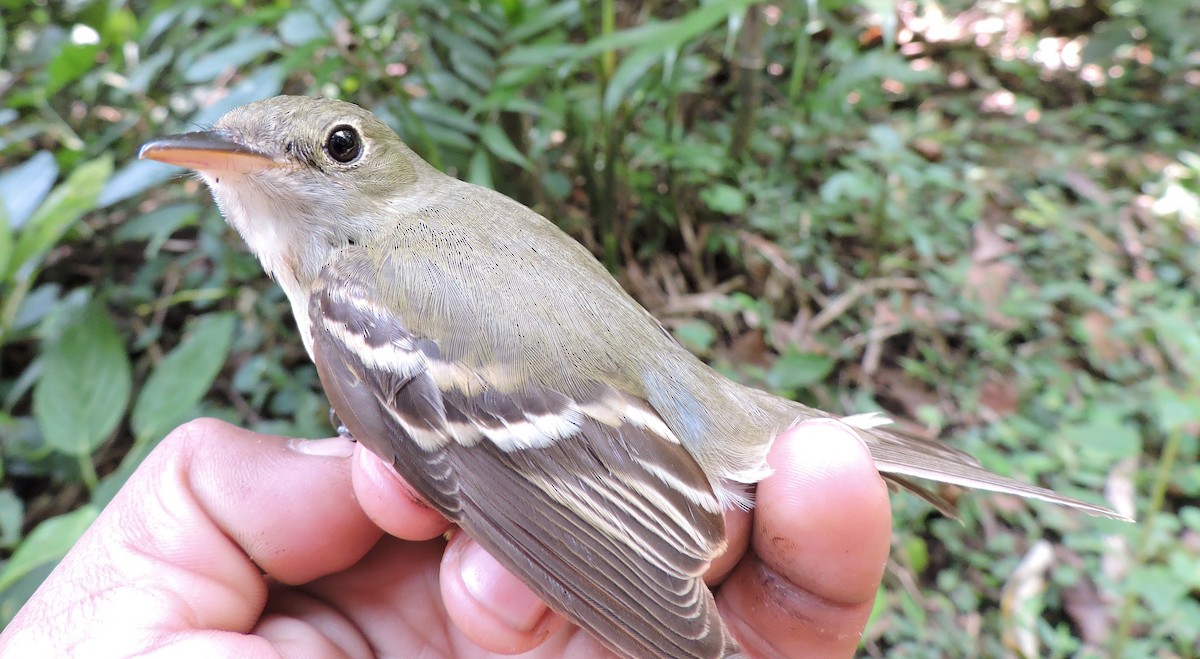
{"left": 139, "top": 95, "right": 1127, "bottom": 659}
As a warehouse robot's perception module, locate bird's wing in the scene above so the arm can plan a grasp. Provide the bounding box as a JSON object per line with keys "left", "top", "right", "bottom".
{"left": 309, "top": 248, "right": 739, "bottom": 659}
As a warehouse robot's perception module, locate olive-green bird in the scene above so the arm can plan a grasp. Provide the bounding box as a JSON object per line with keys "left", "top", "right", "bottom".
{"left": 140, "top": 96, "right": 1126, "bottom": 659}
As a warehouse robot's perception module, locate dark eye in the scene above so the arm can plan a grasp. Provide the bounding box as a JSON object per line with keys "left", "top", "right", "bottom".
{"left": 325, "top": 125, "right": 362, "bottom": 163}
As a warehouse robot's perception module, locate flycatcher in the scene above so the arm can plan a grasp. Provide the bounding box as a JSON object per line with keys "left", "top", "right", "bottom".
{"left": 140, "top": 96, "right": 1125, "bottom": 659}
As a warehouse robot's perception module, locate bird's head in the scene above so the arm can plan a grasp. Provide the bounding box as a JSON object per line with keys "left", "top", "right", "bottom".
{"left": 140, "top": 96, "right": 431, "bottom": 284}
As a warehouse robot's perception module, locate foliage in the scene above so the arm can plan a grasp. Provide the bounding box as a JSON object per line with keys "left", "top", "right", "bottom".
{"left": 1, "top": 0, "right": 1198, "bottom": 655}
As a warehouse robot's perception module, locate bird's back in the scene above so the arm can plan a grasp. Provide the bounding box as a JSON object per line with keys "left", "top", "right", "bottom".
{"left": 372, "top": 177, "right": 786, "bottom": 497}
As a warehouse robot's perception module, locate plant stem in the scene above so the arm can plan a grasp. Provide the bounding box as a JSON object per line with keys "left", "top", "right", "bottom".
{"left": 600, "top": 0, "right": 616, "bottom": 81}
{"left": 789, "top": 0, "right": 816, "bottom": 105}
{"left": 78, "top": 451, "right": 99, "bottom": 491}
{"left": 594, "top": 0, "right": 620, "bottom": 268}
{"left": 729, "top": 5, "right": 764, "bottom": 162}
{"left": 1112, "top": 428, "right": 1179, "bottom": 655}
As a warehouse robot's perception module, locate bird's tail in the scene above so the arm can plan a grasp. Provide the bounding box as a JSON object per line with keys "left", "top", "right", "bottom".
{"left": 836, "top": 412, "right": 1132, "bottom": 521}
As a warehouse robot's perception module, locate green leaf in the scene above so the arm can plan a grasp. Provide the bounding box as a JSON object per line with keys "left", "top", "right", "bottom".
{"left": 1152, "top": 308, "right": 1200, "bottom": 380}
{"left": 0, "top": 490, "right": 23, "bottom": 549}
{"left": 767, "top": 350, "right": 834, "bottom": 390}
{"left": 479, "top": 123, "right": 532, "bottom": 170}
{"left": 278, "top": 9, "right": 326, "bottom": 46}
{"left": 1080, "top": 20, "right": 1134, "bottom": 66}
{"left": 1127, "top": 565, "right": 1191, "bottom": 618}
{"left": 898, "top": 534, "right": 929, "bottom": 573}
{"left": 182, "top": 34, "right": 280, "bottom": 83}
{"left": 507, "top": 1, "right": 579, "bottom": 42}
{"left": 355, "top": 0, "right": 395, "bottom": 23}
{"left": 0, "top": 505, "right": 98, "bottom": 594}
{"left": 9, "top": 283, "right": 65, "bottom": 337}
{"left": 603, "top": 46, "right": 662, "bottom": 114}
{"left": 700, "top": 183, "right": 748, "bottom": 214}
{"left": 190, "top": 65, "right": 285, "bottom": 128}
{"left": 131, "top": 313, "right": 238, "bottom": 443}
{"left": 500, "top": 43, "right": 579, "bottom": 69}
{"left": 33, "top": 305, "right": 132, "bottom": 456}
{"left": 820, "top": 169, "right": 877, "bottom": 205}
{"left": 96, "top": 159, "right": 177, "bottom": 209}
{"left": 1057, "top": 406, "right": 1141, "bottom": 460}
{"left": 1152, "top": 382, "right": 1200, "bottom": 434}
{"left": 113, "top": 203, "right": 200, "bottom": 256}
{"left": 577, "top": 0, "right": 755, "bottom": 59}
{"left": 0, "top": 151, "right": 58, "bottom": 230}
{"left": 673, "top": 319, "right": 717, "bottom": 352}
{"left": 0, "top": 210, "right": 11, "bottom": 284}
{"left": 467, "top": 148, "right": 494, "bottom": 188}
{"left": 429, "top": 24, "right": 494, "bottom": 92}
{"left": 864, "top": 585, "right": 887, "bottom": 636}
{"left": 411, "top": 99, "right": 479, "bottom": 136}
{"left": 126, "top": 49, "right": 174, "bottom": 95}
{"left": 8, "top": 156, "right": 112, "bottom": 282}
{"left": 45, "top": 42, "right": 100, "bottom": 95}
{"left": 0, "top": 563, "right": 55, "bottom": 629}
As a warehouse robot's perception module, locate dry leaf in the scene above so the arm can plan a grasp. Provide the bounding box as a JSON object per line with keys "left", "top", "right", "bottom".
{"left": 979, "top": 373, "right": 1020, "bottom": 419}
{"left": 1062, "top": 572, "right": 1114, "bottom": 645}
{"left": 971, "top": 221, "right": 1016, "bottom": 262}
{"left": 1001, "top": 540, "right": 1055, "bottom": 658}
{"left": 964, "top": 259, "right": 1020, "bottom": 330}
{"left": 1080, "top": 310, "right": 1126, "bottom": 363}
{"left": 727, "top": 328, "right": 771, "bottom": 367}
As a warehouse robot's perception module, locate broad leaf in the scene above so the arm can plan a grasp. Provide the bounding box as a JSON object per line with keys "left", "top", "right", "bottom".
{"left": 33, "top": 305, "right": 132, "bottom": 456}
{"left": 0, "top": 505, "right": 98, "bottom": 593}
{"left": 0, "top": 151, "right": 58, "bottom": 230}
{"left": 767, "top": 350, "right": 834, "bottom": 390}
{"left": 131, "top": 313, "right": 238, "bottom": 443}
{"left": 8, "top": 156, "right": 112, "bottom": 282}
{"left": 479, "top": 123, "right": 532, "bottom": 169}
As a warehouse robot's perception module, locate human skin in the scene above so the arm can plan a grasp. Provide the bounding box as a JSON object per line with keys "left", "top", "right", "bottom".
{"left": 0, "top": 418, "right": 891, "bottom": 658}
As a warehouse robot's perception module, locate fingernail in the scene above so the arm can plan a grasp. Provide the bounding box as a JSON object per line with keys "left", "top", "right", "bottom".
{"left": 459, "top": 541, "right": 548, "bottom": 633}
{"left": 287, "top": 437, "right": 355, "bottom": 458}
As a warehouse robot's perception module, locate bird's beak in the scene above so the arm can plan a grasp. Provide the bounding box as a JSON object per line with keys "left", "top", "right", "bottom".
{"left": 139, "top": 131, "right": 279, "bottom": 173}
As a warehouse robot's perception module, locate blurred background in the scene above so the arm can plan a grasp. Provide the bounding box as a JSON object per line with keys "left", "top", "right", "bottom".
{"left": 1, "top": 0, "right": 1197, "bottom": 655}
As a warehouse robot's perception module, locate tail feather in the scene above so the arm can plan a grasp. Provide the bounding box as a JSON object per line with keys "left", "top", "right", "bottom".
{"left": 841, "top": 416, "right": 1133, "bottom": 522}
{"left": 881, "top": 473, "right": 959, "bottom": 518}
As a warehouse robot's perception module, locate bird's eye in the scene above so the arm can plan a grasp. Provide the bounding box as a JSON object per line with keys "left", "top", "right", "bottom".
{"left": 325, "top": 125, "right": 362, "bottom": 163}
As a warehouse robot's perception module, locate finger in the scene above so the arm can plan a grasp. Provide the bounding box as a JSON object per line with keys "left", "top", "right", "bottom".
{"left": 254, "top": 595, "right": 371, "bottom": 659}
{"left": 718, "top": 419, "right": 891, "bottom": 658}
{"left": 350, "top": 443, "right": 453, "bottom": 541}
{"left": 268, "top": 536, "right": 446, "bottom": 655}
{"left": 190, "top": 424, "right": 385, "bottom": 585}
{"left": 256, "top": 579, "right": 380, "bottom": 658}
{"left": 439, "top": 531, "right": 565, "bottom": 654}
{"left": 0, "top": 419, "right": 383, "bottom": 655}
{"left": 706, "top": 507, "right": 751, "bottom": 584}
{"left": 292, "top": 534, "right": 605, "bottom": 657}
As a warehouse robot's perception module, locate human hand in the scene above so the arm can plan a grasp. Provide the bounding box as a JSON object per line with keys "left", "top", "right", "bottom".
{"left": 0, "top": 418, "right": 889, "bottom": 657}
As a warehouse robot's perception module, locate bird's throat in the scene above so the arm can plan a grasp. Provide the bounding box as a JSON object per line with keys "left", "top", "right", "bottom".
{"left": 205, "top": 174, "right": 321, "bottom": 358}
